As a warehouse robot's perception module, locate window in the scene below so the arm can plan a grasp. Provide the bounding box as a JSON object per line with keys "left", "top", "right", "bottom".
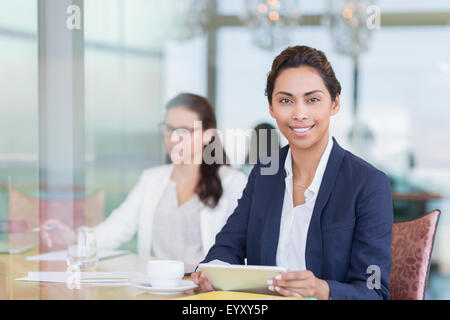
{"left": 0, "top": 0, "right": 38, "bottom": 242}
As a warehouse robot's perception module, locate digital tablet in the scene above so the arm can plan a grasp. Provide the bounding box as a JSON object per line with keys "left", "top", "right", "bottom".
{"left": 198, "top": 263, "right": 287, "bottom": 292}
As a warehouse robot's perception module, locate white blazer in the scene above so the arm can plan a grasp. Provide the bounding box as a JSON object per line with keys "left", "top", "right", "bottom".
{"left": 94, "top": 165, "right": 248, "bottom": 257}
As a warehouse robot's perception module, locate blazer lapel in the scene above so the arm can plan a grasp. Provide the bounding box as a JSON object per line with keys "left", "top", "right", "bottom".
{"left": 137, "top": 165, "right": 173, "bottom": 256}
{"left": 305, "top": 137, "right": 345, "bottom": 276}
{"left": 260, "top": 146, "right": 289, "bottom": 266}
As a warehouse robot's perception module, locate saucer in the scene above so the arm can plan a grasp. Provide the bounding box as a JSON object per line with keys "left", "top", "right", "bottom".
{"left": 133, "top": 279, "right": 198, "bottom": 295}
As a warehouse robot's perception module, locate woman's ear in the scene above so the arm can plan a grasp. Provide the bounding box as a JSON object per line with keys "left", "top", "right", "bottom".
{"left": 330, "top": 94, "right": 340, "bottom": 116}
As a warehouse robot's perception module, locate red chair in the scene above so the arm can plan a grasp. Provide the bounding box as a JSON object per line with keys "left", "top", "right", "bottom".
{"left": 389, "top": 209, "right": 441, "bottom": 300}
{"left": 8, "top": 188, "right": 105, "bottom": 252}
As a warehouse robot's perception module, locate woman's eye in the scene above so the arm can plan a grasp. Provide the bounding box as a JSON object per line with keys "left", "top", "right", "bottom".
{"left": 307, "top": 97, "right": 320, "bottom": 103}
{"left": 280, "top": 98, "right": 292, "bottom": 104}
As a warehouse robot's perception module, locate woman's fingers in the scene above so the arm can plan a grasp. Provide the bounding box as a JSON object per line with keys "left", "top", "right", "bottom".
{"left": 43, "top": 219, "right": 64, "bottom": 230}
{"left": 267, "top": 270, "right": 318, "bottom": 298}
{"left": 198, "top": 273, "right": 211, "bottom": 291}
{"left": 39, "top": 220, "right": 63, "bottom": 238}
{"left": 197, "top": 272, "right": 215, "bottom": 292}
{"left": 39, "top": 219, "right": 73, "bottom": 250}
{"left": 191, "top": 272, "right": 201, "bottom": 284}
{"left": 278, "top": 270, "right": 313, "bottom": 280}
{"left": 272, "top": 286, "right": 304, "bottom": 298}
{"left": 191, "top": 272, "right": 213, "bottom": 291}
{"left": 202, "top": 282, "right": 215, "bottom": 291}
{"left": 41, "top": 230, "right": 53, "bottom": 248}
{"left": 270, "top": 279, "right": 309, "bottom": 289}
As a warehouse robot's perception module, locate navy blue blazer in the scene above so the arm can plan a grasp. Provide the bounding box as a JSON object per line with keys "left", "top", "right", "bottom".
{"left": 202, "top": 137, "right": 393, "bottom": 300}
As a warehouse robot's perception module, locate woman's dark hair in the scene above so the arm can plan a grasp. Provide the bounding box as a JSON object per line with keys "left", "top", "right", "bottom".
{"left": 164, "top": 93, "right": 228, "bottom": 209}
{"left": 265, "top": 45, "right": 341, "bottom": 104}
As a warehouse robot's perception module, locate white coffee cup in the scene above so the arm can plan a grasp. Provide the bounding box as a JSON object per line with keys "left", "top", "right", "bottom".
{"left": 147, "top": 260, "right": 184, "bottom": 288}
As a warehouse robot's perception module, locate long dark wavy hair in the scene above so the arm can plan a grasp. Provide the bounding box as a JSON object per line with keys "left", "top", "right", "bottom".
{"left": 164, "top": 93, "right": 229, "bottom": 209}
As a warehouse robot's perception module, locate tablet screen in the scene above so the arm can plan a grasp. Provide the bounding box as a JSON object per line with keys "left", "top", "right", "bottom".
{"left": 198, "top": 263, "right": 287, "bottom": 292}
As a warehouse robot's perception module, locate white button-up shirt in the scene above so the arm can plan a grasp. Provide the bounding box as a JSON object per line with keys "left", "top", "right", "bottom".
{"left": 276, "top": 136, "right": 334, "bottom": 271}
{"left": 151, "top": 180, "right": 205, "bottom": 266}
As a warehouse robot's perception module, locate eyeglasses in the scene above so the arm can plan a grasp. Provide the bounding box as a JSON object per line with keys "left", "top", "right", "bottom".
{"left": 158, "top": 123, "right": 199, "bottom": 136}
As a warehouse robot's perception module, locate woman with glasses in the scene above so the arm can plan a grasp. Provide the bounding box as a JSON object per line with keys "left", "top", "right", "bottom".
{"left": 40, "top": 93, "right": 247, "bottom": 266}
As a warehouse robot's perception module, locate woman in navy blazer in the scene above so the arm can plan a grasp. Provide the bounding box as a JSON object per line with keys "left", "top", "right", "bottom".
{"left": 192, "top": 46, "right": 393, "bottom": 300}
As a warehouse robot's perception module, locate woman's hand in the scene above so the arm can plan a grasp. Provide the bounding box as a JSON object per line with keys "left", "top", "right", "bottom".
{"left": 191, "top": 271, "right": 215, "bottom": 292}
{"left": 268, "top": 270, "right": 330, "bottom": 300}
{"left": 39, "top": 219, "right": 74, "bottom": 251}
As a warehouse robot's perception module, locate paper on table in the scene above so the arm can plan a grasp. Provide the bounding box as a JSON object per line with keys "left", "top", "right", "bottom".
{"left": 15, "top": 271, "right": 144, "bottom": 286}
{"left": 25, "top": 250, "right": 130, "bottom": 262}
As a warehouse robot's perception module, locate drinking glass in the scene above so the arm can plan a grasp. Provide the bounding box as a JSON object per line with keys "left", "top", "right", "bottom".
{"left": 66, "top": 226, "right": 98, "bottom": 271}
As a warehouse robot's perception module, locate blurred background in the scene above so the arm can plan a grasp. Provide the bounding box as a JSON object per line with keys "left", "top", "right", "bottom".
{"left": 0, "top": 0, "right": 449, "bottom": 299}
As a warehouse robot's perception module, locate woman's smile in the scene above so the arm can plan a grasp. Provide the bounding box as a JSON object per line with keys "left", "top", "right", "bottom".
{"left": 289, "top": 124, "right": 316, "bottom": 137}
